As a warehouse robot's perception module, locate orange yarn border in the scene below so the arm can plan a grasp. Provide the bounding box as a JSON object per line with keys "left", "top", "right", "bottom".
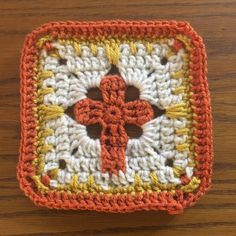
{"left": 18, "top": 20, "right": 213, "bottom": 214}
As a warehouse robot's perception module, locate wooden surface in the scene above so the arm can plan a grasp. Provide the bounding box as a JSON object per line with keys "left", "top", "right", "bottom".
{"left": 0, "top": 0, "right": 236, "bottom": 235}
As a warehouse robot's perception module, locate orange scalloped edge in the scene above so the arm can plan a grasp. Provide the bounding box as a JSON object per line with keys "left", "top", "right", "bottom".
{"left": 18, "top": 20, "right": 213, "bottom": 214}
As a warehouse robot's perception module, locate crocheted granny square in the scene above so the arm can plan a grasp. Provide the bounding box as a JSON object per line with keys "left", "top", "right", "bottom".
{"left": 18, "top": 21, "right": 213, "bottom": 214}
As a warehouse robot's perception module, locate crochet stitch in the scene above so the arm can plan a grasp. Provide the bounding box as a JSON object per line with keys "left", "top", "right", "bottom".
{"left": 75, "top": 75, "right": 153, "bottom": 174}
{"left": 18, "top": 20, "right": 213, "bottom": 214}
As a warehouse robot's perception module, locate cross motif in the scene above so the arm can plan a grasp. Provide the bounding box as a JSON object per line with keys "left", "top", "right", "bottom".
{"left": 74, "top": 75, "right": 154, "bottom": 175}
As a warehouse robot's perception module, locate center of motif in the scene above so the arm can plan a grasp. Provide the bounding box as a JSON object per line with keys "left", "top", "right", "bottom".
{"left": 103, "top": 106, "right": 122, "bottom": 124}
{"left": 74, "top": 75, "right": 154, "bottom": 175}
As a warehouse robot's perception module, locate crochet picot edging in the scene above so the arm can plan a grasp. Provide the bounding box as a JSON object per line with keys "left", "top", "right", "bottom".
{"left": 18, "top": 20, "right": 213, "bottom": 214}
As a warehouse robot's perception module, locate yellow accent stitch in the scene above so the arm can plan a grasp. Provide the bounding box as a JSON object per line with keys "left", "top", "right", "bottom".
{"left": 71, "top": 174, "right": 79, "bottom": 189}
{"left": 38, "top": 70, "right": 54, "bottom": 79}
{"left": 38, "top": 104, "right": 64, "bottom": 120}
{"left": 37, "top": 35, "right": 53, "bottom": 48}
{"left": 48, "top": 53, "right": 60, "bottom": 59}
{"left": 37, "top": 88, "right": 54, "bottom": 103}
{"left": 47, "top": 48, "right": 60, "bottom": 59}
{"left": 176, "top": 34, "right": 192, "bottom": 51}
{"left": 150, "top": 171, "right": 158, "bottom": 185}
{"left": 38, "top": 87, "right": 54, "bottom": 96}
{"left": 134, "top": 174, "right": 143, "bottom": 192}
{"left": 175, "top": 128, "right": 189, "bottom": 135}
{"left": 176, "top": 143, "right": 190, "bottom": 152}
{"left": 130, "top": 41, "right": 137, "bottom": 55}
{"left": 173, "top": 86, "right": 186, "bottom": 95}
{"left": 37, "top": 128, "right": 54, "bottom": 139}
{"left": 48, "top": 168, "right": 59, "bottom": 179}
{"left": 181, "top": 177, "right": 200, "bottom": 193}
{"left": 173, "top": 166, "right": 184, "bottom": 177}
{"left": 73, "top": 41, "right": 82, "bottom": 56}
{"left": 146, "top": 42, "right": 153, "bottom": 54}
{"left": 166, "top": 49, "right": 175, "bottom": 58}
{"left": 171, "top": 70, "right": 185, "bottom": 79}
{"left": 32, "top": 176, "right": 49, "bottom": 192}
{"left": 105, "top": 40, "right": 120, "bottom": 65}
{"left": 166, "top": 103, "right": 188, "bottom": 118}
{"left": 90, "top": 43, "right": 98, "bottom": 56}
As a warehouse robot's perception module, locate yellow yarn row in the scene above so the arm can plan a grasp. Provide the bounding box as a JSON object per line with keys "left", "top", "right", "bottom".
{"left": 37, "top": 35, "right": 193, "bottom": 72}
{"left": 180, "top": 37, "right": 197, "bottom": 169}
{"left": 32, "top": 176, "right": 49, "bottom": 193}
{"left": 166, "top": 102, "right": 188, "bottom": 119}
{"left": 38, "top": 35, "right": 182, "bottom": 62}
{"left": 172, "top": 36, "right": 197, "bottom": 177}
{"left": 169, "top": 40, "right": 197, "bottom": 178}
{"left": 32, "top": 47, "right": 64, "bottom": 183}
{"left": 47, "top": 171, "right": 200, "bottom": 195}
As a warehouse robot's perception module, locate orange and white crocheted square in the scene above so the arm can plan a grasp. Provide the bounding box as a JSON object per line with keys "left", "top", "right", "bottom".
{"left": 18, "top": 21, "right": 213, "bottom": 214}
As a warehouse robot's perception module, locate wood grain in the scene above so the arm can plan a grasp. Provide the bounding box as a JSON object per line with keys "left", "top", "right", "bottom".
{"left": 0, "top": 0, "right": 236, "bottom": 235}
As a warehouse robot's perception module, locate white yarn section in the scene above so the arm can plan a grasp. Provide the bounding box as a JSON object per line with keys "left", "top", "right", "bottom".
{"left": 118, "top": 40, "right": 184, "bottom": 109}
{"left": 40, "top": 40, "right": 193, "bottom": 189}
{"left": 41, "top": 43, "right": 110, "bottom": 108}
{"left": 44, "top": 115, "right": 101, "bottom": 188}
{"left": 126, "top": 116, "right": 190, "bottom": 185}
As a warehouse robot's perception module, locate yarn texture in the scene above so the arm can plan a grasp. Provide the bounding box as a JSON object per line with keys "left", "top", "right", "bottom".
{"left": 18, "top": 20, "right": 213, "bottom": 214}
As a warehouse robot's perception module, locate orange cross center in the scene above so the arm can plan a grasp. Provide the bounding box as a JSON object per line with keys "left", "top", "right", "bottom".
{"left": 74, "top": 75, "right": 153, "bottom": 175}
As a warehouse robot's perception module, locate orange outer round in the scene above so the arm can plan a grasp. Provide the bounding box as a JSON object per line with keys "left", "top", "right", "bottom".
{"left": 18, "top": 20, "right": 213, "bottom": 214}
